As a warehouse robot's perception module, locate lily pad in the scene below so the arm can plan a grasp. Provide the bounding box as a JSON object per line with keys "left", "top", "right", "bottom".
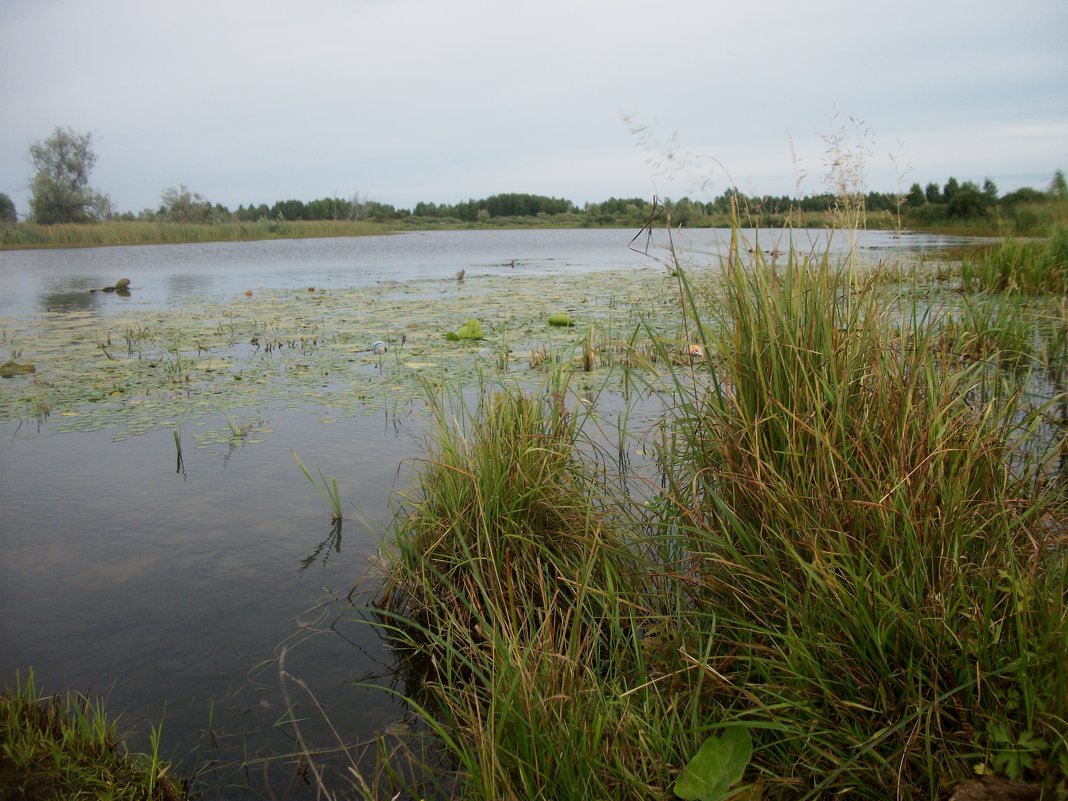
{"left": 0, "top": 360, "right": 35, "bottom": 378}
{"left": 547, "top": 312, "right": 575, "bottom": 327}
{"left": 0, "top": 266, "right": 679, "bottom": 441}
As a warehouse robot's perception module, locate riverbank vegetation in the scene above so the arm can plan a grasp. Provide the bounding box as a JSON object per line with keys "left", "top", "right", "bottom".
{"left": 0, "top": 670, "right": 186, "bottom": 800}
{"left": 366, "top": 231, "right": 1067, "bottom": 800}
{"left": 3, "top": 168, "right": 1066, "bottom": 249}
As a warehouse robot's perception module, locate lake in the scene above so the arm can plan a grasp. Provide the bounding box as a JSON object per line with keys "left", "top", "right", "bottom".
{"left": 0, "top": 227, "right": 988, "bottom": 798}
{"left": 0, "top": 226, "right": 980, "bottom": 316}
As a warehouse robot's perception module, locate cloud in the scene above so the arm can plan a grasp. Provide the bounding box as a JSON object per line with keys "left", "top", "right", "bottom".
{"left": 1, "top": 0, "right": 1065, "bottom": 215}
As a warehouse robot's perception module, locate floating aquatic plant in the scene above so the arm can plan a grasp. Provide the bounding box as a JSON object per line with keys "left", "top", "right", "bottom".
{"left": 444, "top": 318, "right": 484, "bottom": 340}
{"left": 0, "top": 268, "right": 675, "bottom": 441}
{"left": 0, "top": 360, "right": 35, "bottom": 378}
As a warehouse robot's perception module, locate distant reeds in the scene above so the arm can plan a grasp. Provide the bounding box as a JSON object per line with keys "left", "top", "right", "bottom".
{"left": 962, "top": 227, "right": 1068, "bottom": 294}
{"left": 0, "top": 219, "right": 395, "bottom": 249}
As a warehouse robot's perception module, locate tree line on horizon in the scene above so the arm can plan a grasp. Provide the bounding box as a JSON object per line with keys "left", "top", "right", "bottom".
{"left": 4, "top": 126, "right": 1066, "bottom": 230}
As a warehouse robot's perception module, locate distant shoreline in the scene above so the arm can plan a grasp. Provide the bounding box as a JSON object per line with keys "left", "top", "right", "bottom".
{"left": 0, "top": 211, "right": 1011, "bottom": 251}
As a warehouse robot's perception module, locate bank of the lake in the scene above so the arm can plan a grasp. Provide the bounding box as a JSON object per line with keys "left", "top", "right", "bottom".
{"left": 1, "top": 229, "right": 1063, "bottom": 800}
{"left": 2, "top": 206, "right": 1049, "bottom": 250}
{"left": 1, "top": 670, "right": 186, "bottom": 801}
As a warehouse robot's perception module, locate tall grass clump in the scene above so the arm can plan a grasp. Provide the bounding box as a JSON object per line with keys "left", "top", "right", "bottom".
{"left": 655, "top": 238, "right": 1067, "bottom": 798}
{"left": 961, "top": 227, "right": 1068, "bottom": 294}
{"left": 367, "top": 230, "right": 1065, "bottom": 801}
{"left": 0, "top": 669, "right": 185, "bottom": 800}
{"left": 374, "top": 380, "right": 719, "bottom": 800}
{"left": 377, "top": 379, "right": 618, "bottom": 625}
{"left": 941, "top": 297, "right": 1039, "bottom": 371}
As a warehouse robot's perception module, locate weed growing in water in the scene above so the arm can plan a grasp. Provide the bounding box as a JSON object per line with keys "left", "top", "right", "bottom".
{"left": 961, "top": 227, "right": 1068, "bottom": 294}
{"left": 224, "top": 414, "right": 244, "bottom": 440}
{"left": 292, "top": 449, "right": 343, "bottom": 524}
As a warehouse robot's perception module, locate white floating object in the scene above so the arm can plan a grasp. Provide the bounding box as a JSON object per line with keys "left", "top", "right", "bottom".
{"left": 372, "top": 340, "right": 388, "bottom": 354}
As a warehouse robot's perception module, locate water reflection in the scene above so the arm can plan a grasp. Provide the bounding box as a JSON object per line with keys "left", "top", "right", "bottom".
{"left": 0, "top": 405, "right": 416, "bottom": 796}
{"left": 39, "top": 285, "right": 103, "bottom": 312}
{"left": 301, "top": 521, "right": 343, "bottom": 571}
{"left": 165, "top": 271, "right": 219, "bottom": 303}
{"left": 173, "top": 428, "right": 186, "bottom": 478}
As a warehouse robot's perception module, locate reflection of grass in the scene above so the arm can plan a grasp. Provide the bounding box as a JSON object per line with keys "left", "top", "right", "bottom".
{"left": 0, "top": 669, "right": 185, "bottom": 800}
{"left": 172, "top": 426, "right": 185, "bottom": 476}
{"left": 300, "top": 520, "right": 343, "bottom": 570}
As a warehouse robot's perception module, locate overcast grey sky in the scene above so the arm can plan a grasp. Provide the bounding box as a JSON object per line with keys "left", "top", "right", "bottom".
{"left": 2, "top": 0, "right": 1065, "bottom": 217}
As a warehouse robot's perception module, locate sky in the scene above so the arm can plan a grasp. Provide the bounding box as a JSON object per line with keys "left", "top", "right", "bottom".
{"left": 1, "top": 0, "right": 1066, "bottom": 218}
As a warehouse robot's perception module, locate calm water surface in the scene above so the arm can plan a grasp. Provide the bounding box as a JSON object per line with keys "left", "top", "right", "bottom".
{"left": 1, "top": 407, "right": 423, "bottom": 797}
{"left": 0, "top": 228, "right": 990, "bottom": 797}
{"left": 0, "top": 227, "right": 983, "bottom": 315}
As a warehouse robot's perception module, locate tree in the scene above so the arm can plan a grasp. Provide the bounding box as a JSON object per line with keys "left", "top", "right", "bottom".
{"left": 982, "top": 178, "right": 998, "bottom": 200}
{"left": 1000, "top": 187, "right": 1046, "bottom": 207}
{"left": 270, "top": 199, "right": 305, "bottom": 221}
{"left": 905, "top": 183, "right": 926, "bottom": 207}
{"left": 0, "top": 192, "right": 16, "bottom": 222}
{"left": 947, "top": 182, "right": 992, "bottom": 218}
{"left": 1050, "top": 170, "right": 1067, "bottom": 200}
{"left": 28, "top": 126, "right": 112, "bottom": 223}
{"left": 924, "top": 182, "right": 942, "bottom": 204}
{"left": 159, "top": 185, "right": 215, "bottom": 223}
{"left": 942, "top": 177, "right": 960, "bottom": 204}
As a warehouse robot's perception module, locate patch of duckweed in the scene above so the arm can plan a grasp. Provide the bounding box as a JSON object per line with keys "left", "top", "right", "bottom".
{"left": 0, "top": 268, "right": 680, "bottom": 444}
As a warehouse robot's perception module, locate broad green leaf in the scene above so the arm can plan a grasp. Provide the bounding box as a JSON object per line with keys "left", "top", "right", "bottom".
{"left": 674, "top": 727, "right": 753, "bottom": 801}
{"left": 453, "top": 318, "right": 484, "bottom": 339}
